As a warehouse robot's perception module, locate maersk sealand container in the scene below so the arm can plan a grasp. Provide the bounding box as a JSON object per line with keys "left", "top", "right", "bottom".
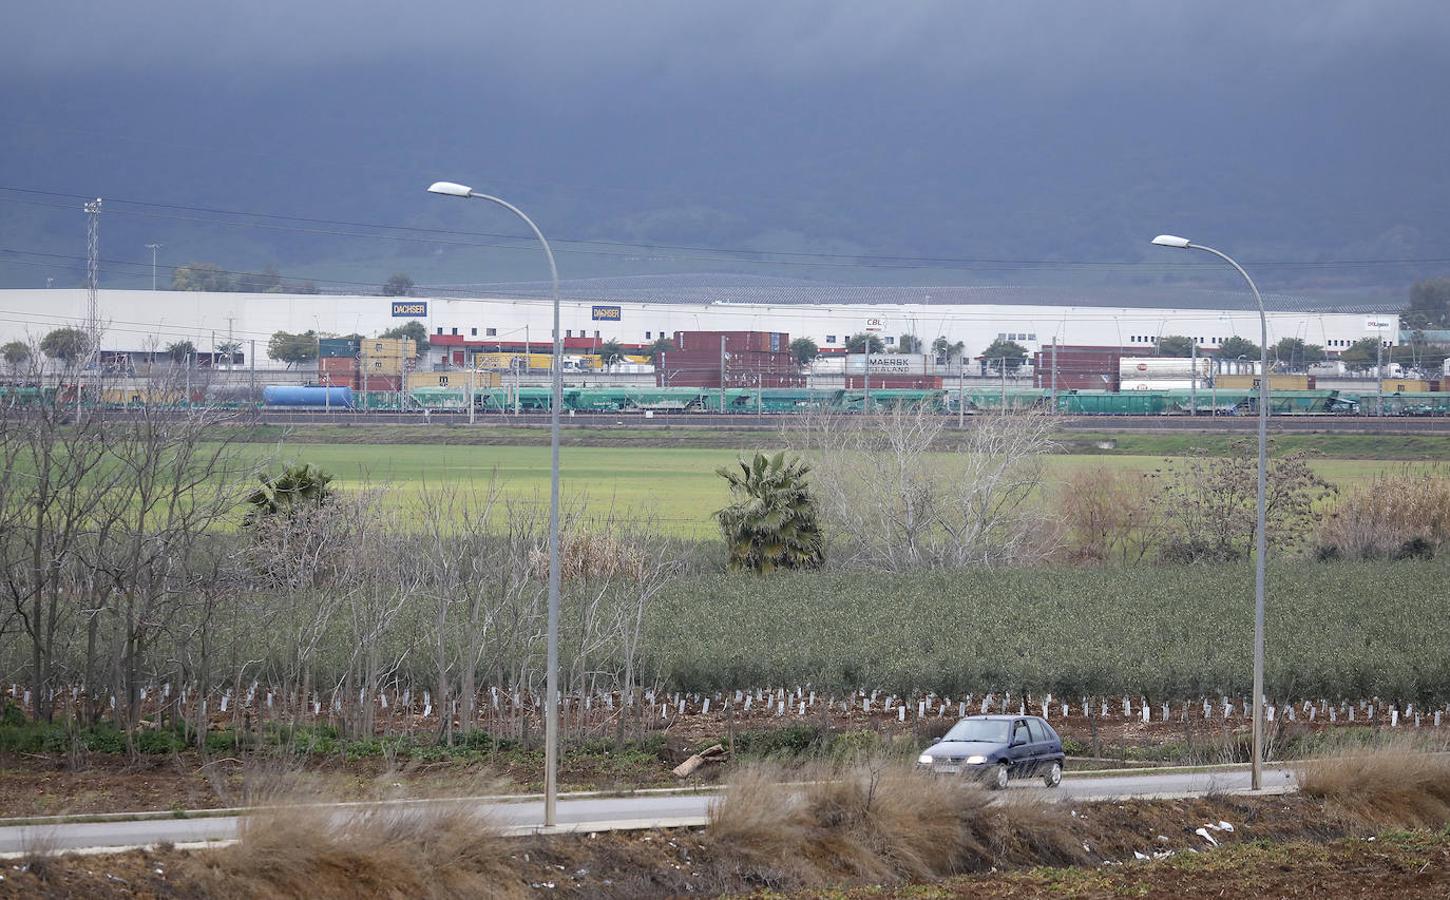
{"left": 262, "top": 386, "right": 353, "bottom": 407}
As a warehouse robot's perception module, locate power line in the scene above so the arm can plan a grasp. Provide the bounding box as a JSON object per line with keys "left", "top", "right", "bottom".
{"left": 5, "top": 185, "right": 1450, "bottom": 273}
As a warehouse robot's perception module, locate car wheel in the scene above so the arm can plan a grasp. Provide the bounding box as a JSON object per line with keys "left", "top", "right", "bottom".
{"left": 992, "top": 763, "right": 1010, "bottom": 790}
{"left": 1043, "top": 761, "right": 1062, "bottom": 788}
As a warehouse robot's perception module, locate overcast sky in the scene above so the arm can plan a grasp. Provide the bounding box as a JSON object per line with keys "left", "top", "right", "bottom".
{"left": 2, "top": 2, "right": 1448, "bottom": 293}
{"left": 5, "top": 2, "right": 1443, "bottom": 81}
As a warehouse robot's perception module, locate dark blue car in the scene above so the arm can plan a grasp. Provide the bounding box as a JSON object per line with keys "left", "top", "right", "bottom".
{"left": 916, "top": 714, "right": 1065, "bottom": 789}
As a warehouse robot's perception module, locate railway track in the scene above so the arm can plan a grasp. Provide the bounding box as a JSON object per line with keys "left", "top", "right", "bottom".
{"left": 230, "top": 410, "right": 1450, "bottom": 432}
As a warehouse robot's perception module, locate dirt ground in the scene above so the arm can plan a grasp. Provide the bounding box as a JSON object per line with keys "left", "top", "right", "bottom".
{"left": 815, "top": 834, "right": 1450, "bottom": 899}
{"left": 1, "top": 794, "right": 1446, "bottom": 898}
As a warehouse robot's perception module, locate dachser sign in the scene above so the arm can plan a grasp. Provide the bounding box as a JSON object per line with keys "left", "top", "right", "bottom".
{"left": 391, "top": 301, "right": 428, "bottom": 317}
{"left": 591, "top": 305, "right": 622, "bottom": 321}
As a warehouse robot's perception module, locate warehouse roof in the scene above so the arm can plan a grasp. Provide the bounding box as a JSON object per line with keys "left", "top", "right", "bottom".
{"left": 449, "top": 274, "right": 1399, "bottom": 313}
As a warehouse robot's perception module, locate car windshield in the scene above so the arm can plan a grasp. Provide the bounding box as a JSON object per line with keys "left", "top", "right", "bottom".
{"left": 942, "top": 719, "right": 1011, "bottom": 743}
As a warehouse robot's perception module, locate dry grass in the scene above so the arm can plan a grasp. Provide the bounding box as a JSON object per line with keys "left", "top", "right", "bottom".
{"left": 1298, "top": 744, "right": 1450, "bottom": 828}
{"left": 183, "top": 754, "right": 522, "bottom": 898}
{"left": 186, "top": 803, "right": 522, "bottom": 899}
{"left": 706, "top": 761, "right": 1083, "bottom": 889}
{"left": 1315, "top": 470, "right": 1450, "bottom": 560}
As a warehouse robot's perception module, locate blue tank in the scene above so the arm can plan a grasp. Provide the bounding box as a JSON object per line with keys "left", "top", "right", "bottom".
{"left": 262, "top": 386, "right": 353, "bottom": 408}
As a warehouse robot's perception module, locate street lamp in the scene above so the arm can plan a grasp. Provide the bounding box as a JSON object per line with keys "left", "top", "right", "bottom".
{"left": 429, "top": 180, "right": 564, "bottom": 825}
{"left": 1151, "top": 234, "right": 1269, "bottom": 791}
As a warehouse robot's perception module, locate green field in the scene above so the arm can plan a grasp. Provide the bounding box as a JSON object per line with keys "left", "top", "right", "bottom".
{"left": 236, "top": 440, "right": 1418, "bottom": 536}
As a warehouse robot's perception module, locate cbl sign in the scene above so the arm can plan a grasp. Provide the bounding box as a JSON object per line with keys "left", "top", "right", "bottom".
{"left": 864, "top": 316, "right": 887, "bottom": 332}
{"left": 391, "top": 301, "right": 428, "bottom": 318}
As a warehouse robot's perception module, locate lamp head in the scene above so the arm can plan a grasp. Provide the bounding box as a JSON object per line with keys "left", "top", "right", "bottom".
{"left": 427, "top": 181, "right": 474, "bottom": 198}
{"left": 1151, "top": 234, "right": 1193, "bottom": 249}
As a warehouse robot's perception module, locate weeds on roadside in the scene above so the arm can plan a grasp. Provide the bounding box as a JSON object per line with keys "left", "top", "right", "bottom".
{"left": 706, "top": 759, "right": 1083, "bottom": 889}
{"left": 1298, "top": 739, "right": 1450, "bottom": 828}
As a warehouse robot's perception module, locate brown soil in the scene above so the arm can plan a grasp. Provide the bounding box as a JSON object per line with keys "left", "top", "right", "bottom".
{"left": 812, "top": 834, "right": 1450, "bottom": 899}
{"left": 0, "top": 794, "right": 1444, "bottom": 898}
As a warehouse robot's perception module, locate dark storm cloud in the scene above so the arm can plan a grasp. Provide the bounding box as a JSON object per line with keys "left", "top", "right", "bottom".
{"left": 3, "top": 1, "right": 1449, "bottom": 293}
{"left": 5, "top": 1, "right": 1446, "bottom": 88}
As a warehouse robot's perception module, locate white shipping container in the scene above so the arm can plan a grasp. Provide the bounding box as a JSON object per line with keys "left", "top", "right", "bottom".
{"left": 845, "top": 353, "right": 929, "bottom": 375}
{"left": 1119, "top": 357, "right": 1212, "bottom": 379}
{"left": 1123, "top": 379, "right": 1199, "bottom": 391}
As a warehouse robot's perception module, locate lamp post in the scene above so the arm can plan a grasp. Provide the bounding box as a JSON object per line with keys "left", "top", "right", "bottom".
{"left": 1151, "top": 234, "right": 1268, "bottom": 791}
{"left": 430, "top": 181, "right": 563, "bottom": 825}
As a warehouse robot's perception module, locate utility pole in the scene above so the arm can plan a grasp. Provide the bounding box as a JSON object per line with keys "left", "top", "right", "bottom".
{"left": 863, "top": 341, "right": 871, "bottom": 412}
{"left": 957, "top": 353, "right": 965, "bottom": 427}
{"left": 1376, "top": 336, "right": 1385, "bottom": 417}
{"left": 1000, "top": 357, "right": 1007, "bottom": 409}
{"left": 1211, "top": 357, "right": 1218, "bottom": 416}
{"left": 146, "top": 243, "right": 163, "bottom": 290}
{"left": 1190, "top": 340, "right": 1198, "bottom": 416}
{"left": 719, "top": 336, "right": 726, "bottom": 414}
{"left": 1051, "top": 336, "right": 1059, "bottom": 412}
{"left": 82, "top": 198, "right": 102, "bottom": 417}
{"left": 249, "top": 339, "right": 256, "bottom": 403}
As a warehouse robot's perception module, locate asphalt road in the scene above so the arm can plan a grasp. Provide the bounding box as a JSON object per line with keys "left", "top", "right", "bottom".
{"left": 0, "top": 766, "right": 1297, "bottom": 855}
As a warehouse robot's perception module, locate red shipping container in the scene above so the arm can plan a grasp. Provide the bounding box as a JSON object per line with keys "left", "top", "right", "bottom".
{"left": 360, "top": 375, "right": 403, "bottom": 391}
{"left": 319, "top": 356, "right": 358, "bottom": 374}
{"left": 673, "top": 331, "right": 790, "bottom": 353}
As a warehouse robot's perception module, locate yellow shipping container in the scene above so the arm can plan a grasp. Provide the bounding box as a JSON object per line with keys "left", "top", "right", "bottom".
{"left": 102, "top": 387, "right": 183, "bottom": 406}
{"left": 361, "top": 338, "right": 416, "bottom": 358}
{"left": 472, "top": 352, "right": 556, "bottom": 370}
{"left": 363, "top": 357, "right": 406, "bottom": 375}
{"left": 408, "top": 371, "right": 500, "bottom": 389}
{"left": 1382, "top": 379, "right": 1435, "bottom": 393}
{"left": 1215, "top": 374, "right": 1311, "bottom": 391}
{"left": 623, "top": 355, "right": 651, "bottom": 364}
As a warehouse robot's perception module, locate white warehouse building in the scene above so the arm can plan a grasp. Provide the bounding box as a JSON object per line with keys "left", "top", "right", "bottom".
{"left": 0, "top": 284, "right": 1401, "bottom": 369}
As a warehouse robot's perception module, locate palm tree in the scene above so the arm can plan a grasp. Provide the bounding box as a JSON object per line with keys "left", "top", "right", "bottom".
{"left": 715, "top": 452, "right": 825, "bottom": 573}
{"left": 243, "top": 463, "right": 335, "bottom": 524}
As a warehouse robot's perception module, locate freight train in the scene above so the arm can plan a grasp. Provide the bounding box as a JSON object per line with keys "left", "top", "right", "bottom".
{"left": 255, "top": 384, "right": 1450, "bottom": 416}
{"left": 8, "top": 382, "right": 1445, "bottom": 417}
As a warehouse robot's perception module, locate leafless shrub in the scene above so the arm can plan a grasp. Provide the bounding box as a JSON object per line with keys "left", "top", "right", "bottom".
{"left": 1314, "top": 469, "right": 1450, "bottom": 560}
{"left": 707, "top": 760, "right": 1083, "bottom": 888}
{"left": 531, "top": 530, "right": 651, "bottom": 582}
{"left": 1053, "top": 465, "right": 1160, "bottom": 564}
{"left": 789, "top": 406, "right": 1059, "bottom": 570}
{"left": 1298, "top": 742, "right": 1450, "bottom": 828}
{"left": 1154, "top": 444, "right": 1333, "bottom": 563}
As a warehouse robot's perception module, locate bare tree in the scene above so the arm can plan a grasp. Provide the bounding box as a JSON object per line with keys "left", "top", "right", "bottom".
{"left": 789, "top": 405, "right": 1059, "bottom": 570}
